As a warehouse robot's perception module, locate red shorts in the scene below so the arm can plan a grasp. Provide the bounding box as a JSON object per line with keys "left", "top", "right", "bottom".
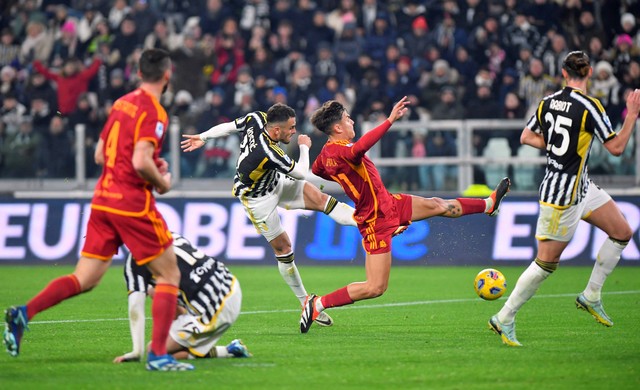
{"left": 358, "top": 193, "right": 413, "bottom": 255}
{"left": 81, "top": 206, "right": 173, "bottom": 265}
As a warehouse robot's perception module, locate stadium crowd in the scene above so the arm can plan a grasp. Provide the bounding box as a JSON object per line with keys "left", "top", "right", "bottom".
{"left": 0, "top": 0, "right": 639, "bottom": 189}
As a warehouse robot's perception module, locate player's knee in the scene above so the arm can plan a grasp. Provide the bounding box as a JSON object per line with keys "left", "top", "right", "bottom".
{"left": 364, "top": 283, "right": 387, "bottom": 298}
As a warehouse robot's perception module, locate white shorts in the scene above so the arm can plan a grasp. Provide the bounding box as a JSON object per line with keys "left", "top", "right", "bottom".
{"left": 169, "top": 278, "right": 242, "bottom": 357}
{"left": 535, "top": 181, "right": 612, "bottom": 242}
{"left": 240, "top": 174, "right": 307, "bottom": 241}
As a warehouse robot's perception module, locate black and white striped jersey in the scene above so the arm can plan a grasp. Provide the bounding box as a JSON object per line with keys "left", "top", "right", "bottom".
{"left": 124, "top": 233, "right": 235, "bottom": 324}
{"left": 232, "top": 111, "right": 295, "bottom": 198}
{"left": 526, "top": 86, "right": 616, "bottom": 208}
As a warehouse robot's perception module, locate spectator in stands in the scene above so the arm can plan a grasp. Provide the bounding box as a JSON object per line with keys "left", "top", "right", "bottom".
{"left": 312, "top": 42, "right": 340, "bottom": 88}
{"left": 50, "top": 20, "right": 82, "bottom": 68}
{"left": 0, "top": 65, "right": 19, "bottom": 102}
{"left": 37, "top": 115, "right": 74, "bottom": 178}
{"left": 233, "top": 65, "right": 255, "bottom": 107}
{"left": 452, "top": 45, "right": 479, "bottom": 85}
{"left": 395, "top": 56, "right": 420, "bottom": 98}
{"left": 2, "top": 117, "right": 40, "bottom": 178}
{"left": 33, "top": 55, "right": 101, "bottom": 116}
{"left": 199, "top": 0, "right": 233, "bottom": 37}
{"left": 394, "top": 0, "right": 426, "bottom": 37}
{"left": 19, "top": 20, "right": 53, "bottom": 63}
{"left": 592, "top": 61, "right": 621, "bottom": 111}
{"left": 304, "top": 10, "right": 335, "bottom": 58}
{"left": 85, "top": 19, "right": 113, "bottom": 57}
{"left": 326, "top": 0, "right": 358, "bottom": 40}
{"left": 110, "top": 15, "right": 138, "bottom": 69}
{"left": 29, "top": 96, "right": 54, "bottom": 136}
{"left": 239, "top": 0, "right": 271, "bottom": 37}
{"left": 502, "top": 91, "right": 526, "bottom": 156}
{"left": 0, "top": 28, "right": 20, "bottom": 67}
{"left": 170, "top": 31, "right": 214, "bottom": 101}
{"left": 76, "top": 3, "right": 105, "bottom": 49}
{"left": 611, "top": 34, "right": 640, "bottom": 80}
{"left": 0, "top": 91, "right": 27, "bottom": 135}
{"left": 420, "top": 59, "right": 459, "bottom": 109}
{"left": 333, "top": 22, "right": 362, "bottom": 72}
{"left": 527, "top": 0, "right": 560, "bottom": 35}
{"left": 143, "top": 17, "right": 170, "bottom": 52}
{"left": 576, "top": 9, "right": 607, "bottom": 50}
{"left": 363, "top": 12, "right": 396, "bottom": 64}
{"left": 621, "top": 59, "right": 640, "bottom": 90}
{"left": 107, "top": 0, "right": 132, "bottom": 30}
{"left": 502, "top": 11, "right": 541, "bottom": 60}
{"left": 288, "top": 60, "right": 313, "bottom": 119}
{"left": 400, "top": 15, "right": 430, "bottom": 66}
{"left": 269, "top": 19, "right": 303, "bottom": 61}
{"left": 211, "top": 18, "right": 246, "bottom": 87}
{"left": 357, "top": 0, "right": 388, "bottom": 37}
{"left": 130, "top": 0, "right": 159, "bottom": 43}
{"left": 270, "top": 0, "right": 297, "bottom": 35}
{"left": 518, "top": 57, "right": 556, "bottom": 116}
{"left": 541, "top": 33, "right": 569, "bottom": 82}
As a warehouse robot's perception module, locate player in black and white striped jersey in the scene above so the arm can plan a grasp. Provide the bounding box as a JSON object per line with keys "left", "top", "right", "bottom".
{"left": 182, "top": 103, "right": 358, "bottom": 330}
{"left": 489, "top": 51, "right": 640, "bottom": 347}
{"left": 114, "top": 233, "right": 251, "bottom": 363}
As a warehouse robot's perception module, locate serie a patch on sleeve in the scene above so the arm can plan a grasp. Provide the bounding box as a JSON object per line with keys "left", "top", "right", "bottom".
{"left": 155, "top": 121, "right": 164, "bottom": 138}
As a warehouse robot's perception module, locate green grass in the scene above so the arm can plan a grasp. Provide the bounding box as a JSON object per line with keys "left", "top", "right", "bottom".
{"left": 1, "top": 265, "right": 639, "bottom": 389}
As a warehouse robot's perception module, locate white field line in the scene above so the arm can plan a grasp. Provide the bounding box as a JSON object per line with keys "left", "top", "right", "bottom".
{"left": 27, "top": 290, "right": 640, "bottom": 325}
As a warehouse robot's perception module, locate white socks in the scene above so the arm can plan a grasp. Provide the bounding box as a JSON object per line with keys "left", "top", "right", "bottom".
{"left": 277, "top": 258, "right": 308, "bottom": 305}
{"left": 324, "top": 196, "right": 357, "bottom": 227}
{"left": 497, "top": 261, "right": 551, "bottom": 324}
{"left": 127, "top": 291, "right": 146, "bottom": 359}
{"left": 583, "top": 238, "right": 627, "bottom": 302}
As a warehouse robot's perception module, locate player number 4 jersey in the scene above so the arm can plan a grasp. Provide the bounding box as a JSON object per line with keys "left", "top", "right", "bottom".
{"left": 526, "top": 86, "right": 616, "bottom": 208}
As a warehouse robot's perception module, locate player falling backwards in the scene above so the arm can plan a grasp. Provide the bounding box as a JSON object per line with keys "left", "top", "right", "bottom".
{"left": 300, "top": 96, "right": 511, "bottom": 333}
{"left": 3, "top": 49, "right": 193, "bottom": 371}
{"left": 114, "top": 233, "right": 251, "bottom": 363}
{"left": 181, "top": 103, "right": 357, "bottom": 330}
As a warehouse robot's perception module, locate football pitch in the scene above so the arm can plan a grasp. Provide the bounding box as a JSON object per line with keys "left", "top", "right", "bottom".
{"left": 0, "top": 265, "right": 639, "bottom": 389}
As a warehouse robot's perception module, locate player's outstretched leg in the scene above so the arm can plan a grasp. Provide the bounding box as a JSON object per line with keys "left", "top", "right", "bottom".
{"left": 3, "top": 306, "right": 28, "bottom": 357}
{"left": 226, "top": 339, "right": 252, "bottom": 358}
{"left": 488, "top": 315, "right": 522, "bottom": 347}
{"left": 576, "top": 293, "right": 613, "bottom": 327}
{"left": 485, "top": 177, "right": 511, "bottom": 216}
{"left": 146, "top": 351, "right": 195, "bottom": 371}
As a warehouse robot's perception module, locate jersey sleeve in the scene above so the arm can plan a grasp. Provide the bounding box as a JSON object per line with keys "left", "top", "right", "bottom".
{"left": 586, "top": 97, "right": 616, "bottom": 143}
{"left": 137, "top": 107, "right": 166, "bottom": 148}
{"left": 264, "top": 141, "right": 295, "bottom": 173}
{"left": 234, "top": 111, "right": 268, "bottom": 133}
{"left": 526, "top": 101, "right": 544, "bottom": 134}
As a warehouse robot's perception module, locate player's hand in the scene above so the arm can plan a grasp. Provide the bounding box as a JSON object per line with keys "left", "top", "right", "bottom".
{"left": 298, "top": 134, "right": 311, "bottom": 148}
{"left": 113, "top": 352, "right": 141, "bottom": 363}
{"left": 181, "top": 134, "right": 205, "bottom": 152}
{"left": 626, "top": 89, "right": 640, "bottom": 116}
{"left": 156, "top": 172, "right": 172, "bottom": 194}
{"left": 387, "top": 96, "right": 409, "bottom": 123}
{"left": 156, "top": 157, "right": 169, "bottom": 175}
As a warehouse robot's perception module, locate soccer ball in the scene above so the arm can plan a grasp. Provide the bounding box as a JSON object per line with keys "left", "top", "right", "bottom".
{"left": 474, "top": 268, "right": 507, "bottom": 300}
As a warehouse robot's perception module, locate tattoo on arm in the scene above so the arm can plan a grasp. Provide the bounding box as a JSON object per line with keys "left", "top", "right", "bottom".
{"left": 445, "top": 203, "right": 462, "bottom": 217}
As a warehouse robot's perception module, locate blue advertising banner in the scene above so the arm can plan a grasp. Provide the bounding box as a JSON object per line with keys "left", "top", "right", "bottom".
{"left": 0, "top": 197, "right": 639, "bottom": 265}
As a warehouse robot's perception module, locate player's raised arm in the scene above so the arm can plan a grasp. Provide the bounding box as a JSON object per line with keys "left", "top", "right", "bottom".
{"left": 181, "top": 121, "right": 238, "bottom": 152}
{"left": 352, "top": 97, "right": 409, "bottom": 156}
{"left": 603, "top": 88, "right": 640, "bottom": 156}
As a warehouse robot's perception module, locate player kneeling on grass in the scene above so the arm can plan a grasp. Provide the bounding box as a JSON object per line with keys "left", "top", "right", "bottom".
{"left": 114, "top": 233, "right": 251, "bottom": 363}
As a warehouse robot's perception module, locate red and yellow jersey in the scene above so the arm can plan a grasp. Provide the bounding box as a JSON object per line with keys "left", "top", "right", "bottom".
{"left": 91, "top": 88, "right": 168, "bottom": 215}
{"left": 312, "top": 139, "right": 396, "bottom": 225}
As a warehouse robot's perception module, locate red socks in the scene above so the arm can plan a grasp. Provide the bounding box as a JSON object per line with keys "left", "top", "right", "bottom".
{"left": 151, "top": 283, "right": 179, "bottom": 356}
{"left": 456, "top": 198, "right": 486, "bottom": 215}
{"left": 320, "top": 286, "right": 354, "bottom": 309}
{"left": 26, "top": 274, "right": 82, "bottom": 320}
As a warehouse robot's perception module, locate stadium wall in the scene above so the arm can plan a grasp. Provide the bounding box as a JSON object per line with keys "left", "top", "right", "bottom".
{"left": 0, "top": 196, "right": 639, "bottom": 266}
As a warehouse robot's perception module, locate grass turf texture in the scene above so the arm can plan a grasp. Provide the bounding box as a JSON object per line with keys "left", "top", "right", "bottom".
{"left": 1, "top": 265, "right": 639, "bottom": 389}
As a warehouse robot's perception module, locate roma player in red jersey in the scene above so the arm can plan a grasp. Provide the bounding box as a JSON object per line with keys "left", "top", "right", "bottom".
{"left": 299, "top": 97, "right": 511, "bottom": 333}
{"left": 3, "top": 49, "right": 193, "bottom": 371}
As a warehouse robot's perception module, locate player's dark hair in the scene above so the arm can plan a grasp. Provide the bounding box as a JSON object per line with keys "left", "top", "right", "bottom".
{"left": 310, "top": 100, "right": 345, "bottom": 135}
{"left": 562, "top": 51, "right": 591, "bottom": 79}
{"left": 138, "top": 48, "right": 171, "bottom": 82}
{"left": 266, "top": 103, "right": 296, "bottom": 124}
